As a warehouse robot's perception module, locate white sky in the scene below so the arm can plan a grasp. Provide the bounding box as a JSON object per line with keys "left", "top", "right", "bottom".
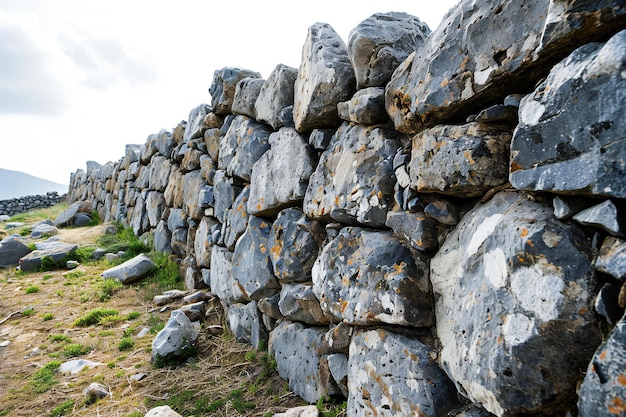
{"left": 0, "top": 0, "right": 457, "bottom": 185}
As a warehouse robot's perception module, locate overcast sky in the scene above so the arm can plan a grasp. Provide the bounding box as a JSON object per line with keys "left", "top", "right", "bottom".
{"left": 0, "top": 0, "right": 457, "bottom": 186}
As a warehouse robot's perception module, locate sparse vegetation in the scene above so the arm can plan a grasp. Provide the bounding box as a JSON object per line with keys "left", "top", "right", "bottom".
{"left": 24, "top": 285, "right": 40, "bottom": 294}
{"left": 62, "top": 343, "right": 92, "bottom": 358}
{"left": 118, "top": 337, "right": 134, "bottom": 351}
{"left": 74, "top": 308, "right": 119, "bottom": 327}
{"left": 29, "top": 360, "right": 62, "bottom": 393}
{"left": 50, "top": 400, "right": 75, "bottom": 416}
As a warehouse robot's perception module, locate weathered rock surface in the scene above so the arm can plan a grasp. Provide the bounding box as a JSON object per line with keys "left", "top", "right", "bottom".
{"left": 0, "top": 236, "right": 32, "bottom": 267}
{"left": 269, "top": 320, "right": 338, "bottom": 403}
{"left": 83, "top": 382, "right": 109, "bottom": 402}
{"left": 54, "top": 201, "right": 91, "bottom": 227}
{"left": 219, "top": 115, "right": 272, "bottom": 182}
{"left": 303, "top": 123, "right": 401, "bottom": 227}
{"left": 337, "top": 87, "right": 387, "bottom": 125}
{"left": 221, "top": 185, "right": 250, "bottom": 250}
{"left": 151, "top": 309, "right": 199, "bottom": 362}
{"left": 232, "top": 216, "right": 279, "bottom": 300}
{"left": 212, "top": 170, "right": 243, "bottom": 224}
{"left": 577, "top": 313, "right": 626, "bottom": 417}
{"left": 209, "top": 67, "right": 262, "bottom": 116}
{"left": 409, "top": 122, "right": 512, "bottom": 197}
{"left": 232, "top": 77, "right": 265, "bottom": 119}
{"left": 430, "top": 191, "right": 601, "bottom": 416}
{"left": 348, "top": 12, "right": 430, "bottom": 89}
{"left": 248, "top": 128, "right": 317, "bottom": 216}
{"left": 101, "top": 253, "right": 156, "bottom": 284}
{"left": 348, "top": 329, "right": 457, "bottom": 416}
{"left": 255, "top": 64, "right": 298, "bottom": 130}
{"left": 293, "top": 23, "right": 356, "bottom": 133}
{"left": 209, "top": 245, "right": 245, "bottom": 307}
{"left": 385, "top": 210, "right": 439, "bottom": 252}
{"left": 573, "top": 200, "right": 623, "bottom": 237}
{"left": 595, "top": 236, "right": 626, "bottom": 280}
{"left": 19, "top": 241, "right": 78, "bottom": 272}
{"left": 279, "top": 283, "right": 329, "bottom": 325}
{"left": 268, "top": 208, "right": 323, "bottom": 283}
{"left": 183, "top": 104, "right": 211, "bottom": 143}
{"left": 182, "top": 170, "right": 206, "bottom": 220}
{"left": 145, "top": 406, "right": 183, "bottom": 417}
{"left": 510, "top": 31, "right": 626, "bottom": 198}
{"left": 30, "top": 220, "right": 59, "bottom": 238}
{"left": 226, "top": 301, "right": 267, "bottom": 349}
{"left": 312, "top": 227, "right": 433, "bottom": 327}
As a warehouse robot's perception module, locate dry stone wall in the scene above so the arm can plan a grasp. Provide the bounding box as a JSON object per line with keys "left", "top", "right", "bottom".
{"left": 67, "top": 2, "right": 626, "bottom": 416}
{"left": 0, "top": 192, "right": 65, "bottom": 217}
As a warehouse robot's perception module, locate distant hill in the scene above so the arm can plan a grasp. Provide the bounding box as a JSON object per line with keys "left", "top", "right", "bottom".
{"left": 0, "top": 168, "right": 68, "bottom": 200}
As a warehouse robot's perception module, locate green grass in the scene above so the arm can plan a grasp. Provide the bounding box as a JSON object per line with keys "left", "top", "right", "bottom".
{"left": 50, "top": 400, "right": 74, "bottom": 416}
{"left": 42, "top": 313, "right": 54, "bottom": 321}
{"left": 21, "top": 308, "right": 35, "bottom": 316}
{"left": 62, "top": 343, "right": 92, "bottom": 358}
{"left": 49, "top": 334, "right": 72, "bottom": 343}
{"left": 74, "top": 308, "right": 119, "bottom": 327}
{"left": 24, "top": 285, "right": 40, "bottom": 294}
{"left": 29, "top": 360, "right": 61, "bottom": 393}
{"left": 118, "top": 337, "right": 134, "bottom": 351}
{"left": 97, "top": 278, "right": 123, "bottom": 302}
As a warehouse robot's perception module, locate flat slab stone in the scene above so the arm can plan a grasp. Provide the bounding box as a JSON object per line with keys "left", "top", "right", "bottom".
{"left": 101, "top": 253, "right": 156, "bottom": 284}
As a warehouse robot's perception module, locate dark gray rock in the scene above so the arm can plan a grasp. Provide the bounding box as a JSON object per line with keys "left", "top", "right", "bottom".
{"left": 573, "top": 200, "right": 623, "bottom": 237}
{"left": 577, "top": 313, "right": 626, "bottom": 417}
{"left": 0, "top": 236, "right": 32, "bottom": 267}
{"left": 101, "top": 253, "right": 156, "bottom": 284}
{"left": 231, "top": 77, "right": 265, "bottom": 119}
{"left": 595, "top": 236, "right": 626, "bottom": 281}
{"left": 73, "top": 212, "right": 92, "bottom": 227}
{"left": 209, "top": 246, "right": 246, "bottom": 308}
{"left": 54, "top": 201, "right": 91, "bottom": 227}
{"left": 209, "top": 67, "right": 262, "bottom": 116}
{"left": 255, "top": 64, "right": 298, "bottom": 130}
{"left": 475, "top": 104, "right": 518, "bottom": 123}
{"left": 293, "top": 22, "right": 356, "bottom": 133}
{"left": 221, "top": 186, "right": 250, "bottom": 251}
{"left": 303, "top": 123, "right": 401, "bottom": 227}
{"left": 348, "top": 329, "right": 457, "bottom": 417}
{"left": 312, "top": 227, "right": 433, "bottom": 327}
{"left": 385, "top": 0, "right": 626, "bottom": 133}
{"left": 167, "top": 208, "right": 188, "bottom": 232}
{"left": 409, "top": 122, "right": 511, "bottom": 197}
{"left": 232, "top": 216, "right": 279, "bottom": 301}
{"left": 268, "top": 208, "right": 323, "bottom": 283}
{"left": 248, "top": 129, "right": 316, "bottom": 217}
{"left": 269, "top": 320, "right": 339, "bottom": 403}
{"left": 348, "top": 12, "right": 430, "bottom": 89}
{"left": 553, "top": 196, "right": 591, "bottom": 220}
{"left": 194, "top": 217, "right": 219, "bottom": 268}
{"left": 308, "top": 129, "right": 334, "bottom": 151}
{"left": 424, "top": 199, "right": 460, "bottom": 225}
{"left": 385, "top": 210, "right": 439, "bottom": 252}
{"left": 30, "top": 221, "right": 59, "bottom": 238}
{"left": 594, "top": 283, "right": 623, "bottom": 325}
{"left": 218, "top": 115, "right": 272, "bottom": 182}
{"left": 227, "top": 301, "right": 267, "bottom": 349}
{"left": 430, "top": 191, "right": 601, "bottom": 416}
{"left": 511, "top": 31, "right": 626, "bottom": 198}
{"left": 182, "top": 170, "right": 206, "bottom": 220}
{"left": 327, "top": 353, "right": 348, "bottom": 397}
{"left": 337, "top": 87, "right": 387, "bottom": 125}
{"left": 279, "top": 283, "right": 329, "bottom": 325}
{"left": 183, "top": 104, "right": 211, "bottom": 143}
{"left": 151, "top": 310, "right": 199, "bottom": 363}
{"left": 212, "top": 170, "right": 243, "bottom": 224}
{"left": 19, "top": 241, "right": 78, "bottom": 272}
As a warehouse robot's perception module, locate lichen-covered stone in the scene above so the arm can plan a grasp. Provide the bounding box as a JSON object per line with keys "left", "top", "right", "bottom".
{"left": 209, "top": 67, "right": 262, "bottom": 116}
{"left": 337, "top": 87, "right": 387, "bottom": 125}
{"left": 312, "top": 227, "right": 433, "bottom": 327}
{"left": 221, "top": 186, "right": 250, "bottom": 251}
{"left": 595, "top": 236, "right": 626, "bottom": 281}
{"left": 227, "top": 301, "right": 268, "bottom": 349}
{"left": 255, "top": 64, "right": 298, "bottom": 130}
{"left": 209, "top": 246, "right": 246, "bottom": 307}
{"left": 385, "top": 210, "right": 439, "bottom": 252}
{"left": 279, "top": 283, "right": 329, "bottom": 325}
{"left": 430, "top": 191, "right": 601, "bottom": 416}
{"left": 231, "top": 77, "right": 265, "bottom": 119}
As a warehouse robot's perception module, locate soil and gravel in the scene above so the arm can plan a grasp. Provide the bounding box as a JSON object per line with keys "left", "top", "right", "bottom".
{"left": 0, "top": 206, "right": 311, "bottom": 417}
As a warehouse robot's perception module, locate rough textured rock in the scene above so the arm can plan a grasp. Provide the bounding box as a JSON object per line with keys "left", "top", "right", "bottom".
{"left": 0, "top": 236, "right": 32, "bottom": 267}
{"left": 430, "top": 191, "right": 601, "bottom": 416}
{"left": 209, "top": 67, "right": 262, "bottom": 116}
{"left": 194, "top": 216, "right": 219, "bottom": 268}
{"left": 232, "top": 216, "right": 279, "bottom": 300}
{"left": 219, "top": 115, "right": 272, "bottom": 182}
{"left": 510, "top": 31, "right": 626, "bottom": 198}
{"left": 303, "top": 123, "right": 402, "bottom": 227}
{"left": 312, "top": 227, "right": 433, "bottom": 327}
{"left": 577, "top": 313, "right": 626, "bottom": 417}
{"left": 337, "top": 87, "right": 387, "bottom": 125}
{"left": 183, "top": 104, "right": 211, "bottom": 143}
{"left": 385, "top": 0, "right": 626, "bottom": 133}
{"left": 145, "top": 191, "right": 166, "bottom": 228}
{"left": 19, "top": 241, "right": 78, "bottom": 272}
{"left": 269, "top": 321, "right": 338, "bottom": 403}
{"left": 209, "top": 245, "right": 246, "bottom": 307}
{"left": 255, "top": 64, "right": 298, "bottom": 130}
{"left": 248, "top": 128, "right": 317, "bottom": 216}
{"left": 595, "top": 236, "right": 626, "bottom": 280}
{"left": 30, "top": 220, "right": 59, "bottom": 238}
{"left": 348, "top": 12, "right": 430, "bottom": 89}
{"left": 348, "top": 329, "right": 457, "bottom": 417}
{"left": 151, "top": 309, "right": 199, "bottom": 362}
{"left": 226, "top": 301, "right": 267, "bottom": 349}
{"left": 573, "top": 200, "right": 623, "bottom": 237}
{"left": 145, "top": 406, "right": 183, "bottom": 417}
{"left": 293, "top": 22, "right": 356, "bottom": 133}
{"left": 268, "top": 208, "right": 323, "bottom": 283}
{"left": 409, "top": 122, "right": 512, "bottom": 197}
{"left": 53, "top": 201, "right": 91, "bottom": 227}
{"left": 221, "top": 185, "right": 250, "bottom": 250}
{"left": 182, "top": 170, "right": 206, "bottom": 220}
{"left": 83, "top": 382, "right": 109, "bottom": 402}
{"left": 149, "top": 156, "right": 171, "bottom": 192}
{"left": 385, "top": 210, "right": 439, "bottom": 252}
{"left": 231, "top": 77, "right": 265, "bottom": 119}
{"left": 101, "top": 253, "right": 156, "bottom": 284}
{"left": 279, "top": 283, "right": 329, "bottom": 325}
{"left": 212, "top": 170, "right": 243, "bottom": 223}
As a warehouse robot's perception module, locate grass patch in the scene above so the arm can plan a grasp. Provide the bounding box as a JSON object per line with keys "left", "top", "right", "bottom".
{"left": 118, "top": 337, "right": 134, "bottom": 351}
{"left": 24, "top": 285, "right": 40, "bottom": 294}
{"left": 97, "top": 278, "right": 123, "bottom": 302}
{"left": 62, "top": 343, "right": 92, "bottom": 358}
{"left": 125, "top": 311, "right": 140, "bottom": 320}
{"left": 50, "top": 399, "right": 74, "bottom": 417}
{"left": 74, "top": 308, "right": 119, "bottom": 327}
{"left": 21, "top": 307, "right": 35, "bottom": 317}
{"left": 49, "top": 334, "right": 72, "bottom": 343}
{"left": 42, "top": 313, "right": 54, "bottom": 321}
{"left": 29, "top": 360, "right": 61, "bottom": 393}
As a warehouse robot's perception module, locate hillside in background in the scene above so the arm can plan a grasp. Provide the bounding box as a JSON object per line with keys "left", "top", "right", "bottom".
{"left": 0, "top": 168, "right": 68, "bottom": 200}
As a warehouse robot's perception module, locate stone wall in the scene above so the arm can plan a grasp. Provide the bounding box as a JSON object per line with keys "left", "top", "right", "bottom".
{"left": 0, "top": 192, "right": 66, "bottom": 217}
{"left": 66, "top": 2, "right": 626, "bottom": 416}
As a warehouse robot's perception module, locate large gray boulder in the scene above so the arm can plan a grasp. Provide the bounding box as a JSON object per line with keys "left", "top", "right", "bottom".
{"left": 209, "top": 245, "right": 246, "bottom": 308}
{"left": 312, "top": 227, "right": 433, "bottom": 327}
{"left": 209, "top": 67, "right": 262, "bottom": 116}
{"left": 430, "top": 191, "right": 601, "bottom": 416}
{"left": 148, "top": 155, "right": 171, "bottom": 192}
{"left": 255, "top": 64, "right": 298, "bottom": 130}
{"left": 348, "top": 12, "right": 430, "bottom": 89}
{"left": 183, "top": 104, "right": 211, "bottom": 143}
{"left": 409, "top": 122, "right": 512, "bottom": 197}
{"left": 226, "top": 301, "right": 267, "bottom": 349}
{"left": 101, "top": 253, "right": 156, "bottom": 284}
{"left": 279, "top": 283, "right": 329, "bottom": 325}
{"left": 577, "top": 313, "right": 626, "bottom": 416}
{"left": 303, "top": 123, "right": 401, "bottom": 227}
{"left": 0, "top": 236, "right": 32, "bottom": 267}
{"left": 218, "top": 115, "right": 272, "bottom": 182}
{"left": 348, "top": 329, "right": 457, "bottom": 417}
{"left": 232, "top": 216, "right": 279, "bottom": 300}
{"left": 182, "top": 170, "right": 205, "bottom": 220}
{"left": 269, "top": 320, "right": 339, "bottom": 403}
{"left": 19, "top": 241, "right": 78, "bottom": 272}
{"left": 151, "top": 309, "right": 199, "bottom": 363}
{"left": 510, "top": 31, "right": 626, "bottom": 198}
{"left": 293, "top": 22, "right": 356, "bottom": 133}
{"left": 247, "top": 128, "right": 317, "bottom": 216}
{"left": 385, "top": 0, "right": 626, "bottom": 133}
{"left": 337, "top": 87, "right": 387, "bottom": 125}
{"left": 54, "top": 201, "right": 91, "bottom": 227}
{"left": 231, "top": 77, "right": 265, "bottom": 119}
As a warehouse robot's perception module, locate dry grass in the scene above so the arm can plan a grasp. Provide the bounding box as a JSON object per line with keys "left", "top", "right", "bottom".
{"left": 0, "top": 207, "right": 308, "bottom": 417}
